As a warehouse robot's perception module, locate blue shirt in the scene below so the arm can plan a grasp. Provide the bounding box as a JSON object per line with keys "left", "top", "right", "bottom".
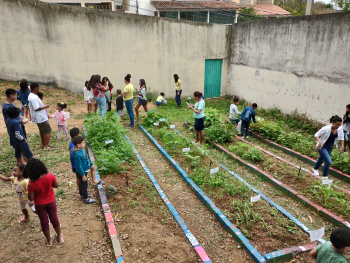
{"left": 7, "top": 118, "right": 26, "bottom": 146}
{"left": 69, "top": 140, "right": 75, "bottom": 169}
{"left": 71, "top": 148, "right": 91, "bottom": 177}
{"left": 2, "top": 102, "right": 21, "bottom": 123}
{"left": 17, "top": 89, "right": 31, "bottom": 105}
{"left": 241, "top": 107, "right": 256, "bottom": 123}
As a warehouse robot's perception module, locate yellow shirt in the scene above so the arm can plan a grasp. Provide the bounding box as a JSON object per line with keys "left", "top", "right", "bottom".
{"left": 156, "top": 96, "right": 164, "bottom": 103}
{"left": 175, "top": 79, "right": 182, "bottom": 90}
{"left": 124, "top": 83, "right": 134, "bottom": 101}
{"left": 11, "top": 177, "right": 29, "bottom": 202}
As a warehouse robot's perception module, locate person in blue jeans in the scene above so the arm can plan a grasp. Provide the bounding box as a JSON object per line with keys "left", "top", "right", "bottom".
{"left": 123, "top": 74, "right": 134, "bottom": 128}
{"left": 174, "top": 74, "right": 182, "bottom": 108}
{"left": 240, "top": 103, "right": 257, "bottom": 138}
{"left": 313, "top": 115, "right": 344, "bottom": 180}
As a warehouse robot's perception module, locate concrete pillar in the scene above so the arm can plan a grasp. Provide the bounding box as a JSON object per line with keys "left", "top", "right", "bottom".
{"left": 178, "top": 11, "right": 180, "bottom": 20}
{"left": 305, "top": 0, "right": 313, "bottom": 15}
{"left": 207, "top": 10, "right": 210, "bottom": 23}
{"left": 234, "top": 11, "right": 238, "bottom": 23}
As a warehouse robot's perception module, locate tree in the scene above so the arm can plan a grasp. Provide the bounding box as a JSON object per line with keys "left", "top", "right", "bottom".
{"left": 332, "top": 0, "right": 350, "bottom": 10}
{"left": 238, "top": 7, "right": 265, "bottom": 22}
{"left": 274, "top": 0, "right": 307, "bottom": 16}
{"left": 312, "top": 1, "right": 336, "bottom": 14}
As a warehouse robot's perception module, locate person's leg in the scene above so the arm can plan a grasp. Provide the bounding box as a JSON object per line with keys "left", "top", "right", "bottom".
{"left": 314, "top": 148, "right": 326, "bottom": 171}
{"left": 135, "top": 103, "right": 141, "bottom": 121}
{"left": 195, "top": 130, "right": 199, "bottom": 143}
{"left": 322, "top": 146, "right": 333, "bottom": 178}
{"left": 178, "top": 90, "right": 182, "bottom": 106}
{"left": 241, "top": 121, "right": 246, "bottom": 137}
{"left": 95, "top": 97, "right": 102, "bottom": 115}
{"left": 15, "top": 145, "right": 23, "bottom": 164}
{"left": 19, "top": 201, "right": 30, "bottom": 221}
{"left": 101, "top": 97, "right": 107, "bottom": 117}
{"left": 57, "top": 125, "right": 62, "bottom": 139}
{"left": 175, "top": 90, "right": 180, "bottom": 107}
{"left": 36, "top": 204, "right": 52, "bottom": 245}
{"left": 246, "top": 122, "right": 251, "bottom": 137}
{"left": 199, "top": 130, "right": 204, "bottom": 145}
{"left": 90, "top": 165, "right": 98, "bottom": 185}
{"left": 143, "top": 104, "right": 148, "bottom": 113}
{"left": 47, "top": 201, "right": 63, "bottom": 243}
{"left": 43, "top": 134, "right": 51, "bottom": 149}
{"left": 39, "top": 129, "right": 45, "bottom": 148}
{"left": 62, "top": 125, "right": 69, "bottom": 140}
{"left": 125, "top": 99, "right": 134, "bottom": 126}
{"left": 121, "top": 114, "right": 124, "bottom": 121}
{"left": 94, "top": 101, "right": 97, "bottom": 112}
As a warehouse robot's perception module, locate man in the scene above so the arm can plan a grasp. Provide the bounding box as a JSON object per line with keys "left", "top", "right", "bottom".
{"left": 240, "top": 103, "right": 257, "bottom": 139}
{"left": 28, "top": 83, "right": 54, "bottom": 150}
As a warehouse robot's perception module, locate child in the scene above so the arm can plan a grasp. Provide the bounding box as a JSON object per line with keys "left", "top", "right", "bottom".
{"left": 71, "top": 136, "right": 97, "bottom": 204}
{"left": 156, "top": 92, "right": 167, "bottom": 106}
{"left": 343, "top": 104, "right": 350, "bottom": 153}
{"left": 229, "top": 97, "right": 241, "bottom": 125}
{"left": 310, "top": 228, "right": 350, "bottom": 263}
{"left": 69, "top": 127, "right": 82, "bottom": 197}
{"left": 102, "top": 77, "right": 114, "bottom": 112}
{"left": 240, "top": 103, "right": 257, "bottom": 139}
{"left": 17, "top": 79, "right": 31, "bottom": 119}
{"left": 27, "top": 158, "right": 63, "bottom": 246}
{"left": 6, "top": 107, "right": 33, "bottom": 164}
{"left": 116, "top": 89, "right": 124, "bottom": 121}
{"left": 83, "top": 80, "right": 92, "bottom": 112}
{"left": 51, "top": 102, "right": 69, "bottom": 140}
{"left": 0, "top": 164, "right": 35, "bottom": 223}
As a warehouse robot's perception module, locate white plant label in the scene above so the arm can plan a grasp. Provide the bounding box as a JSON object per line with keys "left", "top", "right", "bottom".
{"left": 187, "top": 97, "right": 191, "bottom": 100}
{"left": 210, "top": 167, "right": 219, "bottom": 174}
{"left": 251, "top": 195, "right": 261, "bottom": 203}
{"left": 322, "top": 179, "right": 333, "bottom": 185}
{"left": 170, "top": 125, "right": 175, "bottom": 129}
{"left": 105, "top": 139, "right": 113, "bottom": 144}
{"left": 66, "top": 112, "right": 70, "bottom": 119}
{"left": 154, "top": 122, "right": 159, "bottom": 126}
{"left": 159, "top": 118, "right": 166, "bottom": 122}
{"left": 182, "top": 147, "right": 190, "bottom": 152}
{"left": 310, "top": 227, "right": 325, "bottom": 242}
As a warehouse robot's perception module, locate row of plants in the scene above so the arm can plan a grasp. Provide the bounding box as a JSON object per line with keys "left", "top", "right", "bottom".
{"left": 84, "top": 112, "right": 134, "bottom": 175}
{"left": 222, "top": 140, "right": 350, "bottom": 220}
{"left": 250, "top": 120, "right": 350, "bottom": 174}
{"left": 148, "top": 126, "right": 311, "bottom": 255}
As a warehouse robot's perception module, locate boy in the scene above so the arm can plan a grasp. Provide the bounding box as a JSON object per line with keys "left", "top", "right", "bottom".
{"left": 310, "top": 228, "right": 350, "bottom": 263}
{"left": 240, "top": 103, "right": 257, "bottom": 139}
{"left": 156, "top": 92, "right": 167, "bottom": 106}
{"left": 71, "top": 136, "right": 97, "bottom": 204}
{"left": 27, "top": 83, "right": 53, "bottom": 150}
{"left": 229, "top": 96, "right": 241, "bottom": 125}
{"left": 69, "top": 127, "right": 81, "bottom": 194}
{"left": 116, "top": 89, "right": 124, "bottom": 121}
{"left": 6, "top": 107, "right": 33, "bottom": 164}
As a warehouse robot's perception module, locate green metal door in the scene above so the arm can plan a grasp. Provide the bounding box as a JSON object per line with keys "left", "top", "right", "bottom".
{"left": 204, "top": 59, "right": 222, "bottom": 98}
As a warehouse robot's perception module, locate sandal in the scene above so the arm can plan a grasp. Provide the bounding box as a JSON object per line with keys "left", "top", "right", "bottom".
{"left": 55, "top": 234, "right": 65, "bottom": 244}
{"left": 93, "top": 181, "right": 105, "bottom": 186}
{"left": 83, "top": 198, "right": 96, "bottom": 204}
{"left": 80, "top": 194, "right": 91, "bottom": 200}
{"left": 19, "top": 218, "right": 29, "bottom": 224}
{"left": 46, "top": 235, "right": 54, "bottom": 247}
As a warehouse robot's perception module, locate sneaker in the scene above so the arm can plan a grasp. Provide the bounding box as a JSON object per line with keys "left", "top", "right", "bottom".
{"left": 126, "top": 124, "right": 134, "bottom": 129}
{"left": 322, "top": 176, "right": 329, "bottom": 180}
{"left": 313, "top": 169, "right": 319, "bottom": 176}
{"left": 246, "top": 136, "right": 249, "bottom": 139}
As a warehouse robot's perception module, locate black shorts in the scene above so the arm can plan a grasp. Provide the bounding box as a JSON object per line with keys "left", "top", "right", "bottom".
{"left": 194, "top": 118, "right": 204, "bottom": 131}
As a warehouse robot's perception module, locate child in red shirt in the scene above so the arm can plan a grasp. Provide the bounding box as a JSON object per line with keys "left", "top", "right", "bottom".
{"left": 27, "top": 158, "right": 64, "bottom": 246}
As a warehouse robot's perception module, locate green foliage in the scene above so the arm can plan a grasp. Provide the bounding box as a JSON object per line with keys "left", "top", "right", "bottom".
{"left": 238, "top": 7, "right": 265, "bottom": 22}
{"left": 333, "top": 0, "right": 350, "bottom": 10}
{"left": 84, "top": 112, "right": 133, "bottom": 175}
{"left": 331, "top": 151, "right": 350, "bottom": 173}
{"left": 205, "top": 123, "right": 234, "bottom": 144}
{"left": 274, "top": 0, "right": 306, "bottom": 16}
{"left": 277, "top": 132, "right": 317, "bottom": 157}
{"left": 228, "top": 142, "right": 264, "bottom": 163}
{"left": 250, "top": 120, "right": 282, "bottom": 140}
{"left": 105, "top": 185, "right": 118, "bottom": 197}
{"left": 142, "top": 109, "right": 166, "bottom": 127}
{"left": 204, "top": 107, "right": 221, "bottom": 128}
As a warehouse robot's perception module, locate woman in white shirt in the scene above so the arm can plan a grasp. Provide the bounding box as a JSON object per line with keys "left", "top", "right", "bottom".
{"left": 135, "top": 79, "right": 148, "bottom": 122}
{"left": 313, "top": 116, "right": 344, "bottom": 179}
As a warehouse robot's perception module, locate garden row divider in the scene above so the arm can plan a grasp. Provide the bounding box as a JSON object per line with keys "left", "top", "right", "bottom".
{"left": 235, "top": 135, "right": 350, "bottom": 196}
{"left": 177, "top": 125, "right": 323, "bottom": 262}
{"left": 204, "top": 131, "right": 350, "bottom": 229}
{"left": 124, "top": 134, "right": 211, "bottom": 263}
{"left": 249, "top": 131, "right": 350, "bottom": 183}
{"left": 138, "top": 124, "right": 266, "bottom": 263}
{"left": 84, "top": 126, "right": 125, "bottom": 263}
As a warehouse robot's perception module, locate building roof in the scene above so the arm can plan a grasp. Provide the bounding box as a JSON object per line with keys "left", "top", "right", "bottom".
{"left": 250, "top": 4, "right": 291, "bottom": 16}
{"left": 151, "top": 1, "right": 291, "bottom": 17}
{"left": 151, "top": 1, "right": 240, "bottom": 10}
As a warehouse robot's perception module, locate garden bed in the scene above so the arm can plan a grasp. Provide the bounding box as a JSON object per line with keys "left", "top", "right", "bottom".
{"left": 144, "top": 125, "right": 316, "bottom": 262}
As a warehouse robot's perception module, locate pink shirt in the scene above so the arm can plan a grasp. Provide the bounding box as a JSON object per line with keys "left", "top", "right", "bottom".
{"left": 93, "top": 83, "right": 106, "bottom": 98}
{"left": 51, "top": 110, "right": 67, "bottom": 126}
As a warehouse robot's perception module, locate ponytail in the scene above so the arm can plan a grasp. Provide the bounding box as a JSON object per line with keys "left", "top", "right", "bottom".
{"left": 124, "top": 74, "right": 131, "bottom": 83}
{"left": 193, "top": 91, "right": 202, "bottom": 98}
{"left": 330, "top": 115, "right": 342, "bottom": 123}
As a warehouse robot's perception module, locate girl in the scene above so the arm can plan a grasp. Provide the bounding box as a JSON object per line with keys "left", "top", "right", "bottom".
{"left": 0, "top": 164, "right": 35, "bottom": 223}
{"left": 135, "top": 79, "right": 148, "bottom": 122}
{"left": 187, "top": 91, "right": 205, "bottom": 145}
{"left": 17, "top": 79, "right": 31, "bottom": 119}
{"left": 83, "top": 80, "right": 92, "bottom": 112}
{"left": 343, "top": 104, "right": 350, "bottom": 153}
{"left": 174, "top": 74, "right": 182, "bottom": 108}
{"left": 123, "top": 74, "right": 134, "bottom": 128}
{"left": 87, "top": 75, "right": 98, "bottom": 113}
{"left": 313, "top": 116, "right": 344, "bottom": 180}
{"left": 91, "top": 75, "right": 108, "bottom": 117}
{"left": 156, "top": 92, "right": 167, "bottom": 106}
{"left": 51, "top": 102, "right": 69, "bottom": 140}
{"left": 27, "top": 158, "right": 63, "bottom": 246}
{"left": 102, "top": 77, "right": 114, "bottom": 112}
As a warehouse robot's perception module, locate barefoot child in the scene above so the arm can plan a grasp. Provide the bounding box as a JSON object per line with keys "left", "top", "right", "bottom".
{"left": 71, "top": 136, "right": 98, "bottom": 204}
{"left": 0, "top": 164, "right": 35, "bottom": 223}
{"left": 51, "top": 102, "right": 69, "bottom": 140}
{"left": 116, "top": 89, "right": 124, "bottom": 122}
{"left": 27, "top": 158, "right": 63, "bottom": 246}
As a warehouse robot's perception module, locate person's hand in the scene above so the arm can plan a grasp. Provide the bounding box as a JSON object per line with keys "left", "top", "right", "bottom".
{"left": 29, "top": 201, "right": 35, "bottom": 207}
{"left": 187, "top": 104, "right": 192, "bottom": 109}
{"left": 177, "top": 92, "right": 179, "bottom": 96}
{"left": 24, "top": 139, "right": 27, "bottom": 143}
{"left": 339, "top": 147, "right": 344, "bottom": 153}
{"left": 22, "top": 118, "right": 28, "bottom": 124}
{"left": 82, "top": 175, "right": 87, "bottom": 182}
{"left": 317, "top": 142, "right": 322, "bottom": 150}
{"left": 45, "top": 105, "right": 49, "bottom": 109}
{"left": 61, "top": 118, "right": 65, "bottom": 121}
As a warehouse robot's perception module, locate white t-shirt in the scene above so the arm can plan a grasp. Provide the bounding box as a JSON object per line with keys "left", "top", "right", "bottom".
{"left": 28, "top": 93, "right": 48, "bottom": 124}
{"left": 344, "top": 114, "right": 350, "bottom": 132}
{"left": 229, "top": 104, "right": 241, "bottom": 119}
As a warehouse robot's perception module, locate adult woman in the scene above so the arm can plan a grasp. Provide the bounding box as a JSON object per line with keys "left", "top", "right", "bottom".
{"left": 135, "top": 79, "right": 148, "bottom": 122}
{"left": 123, "top": 74, "right": 134, "bottom": 128}
{"left": 102, "top": 77, "right": 114, "bottom": 112}
{"left": 91, "top": 75, "right": 108, "bottom": 117}
{"left": 187, "top": 91, "right": 205, "bottom": 145}
{"left": 313, "top": 116, "right": 344, "bottom": 180}
{"left": 174, "top": 74, "right": 182, "bottom": 108}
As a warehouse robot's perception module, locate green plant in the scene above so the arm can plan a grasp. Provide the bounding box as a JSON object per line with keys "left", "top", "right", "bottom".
{"left": 142, "top": 109, "right": 166, "bottom": 127}
{"left": 331, "top": 151, "right": 350, "bottom": 173}
{"left": 205, "top": 123, "right": 233, "bottom": 144}
{"left": 204, "top": 107, "right": 221, "bottom": 128}
{"left": 228, "top": 142, "right": 264, "bottom": 163}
